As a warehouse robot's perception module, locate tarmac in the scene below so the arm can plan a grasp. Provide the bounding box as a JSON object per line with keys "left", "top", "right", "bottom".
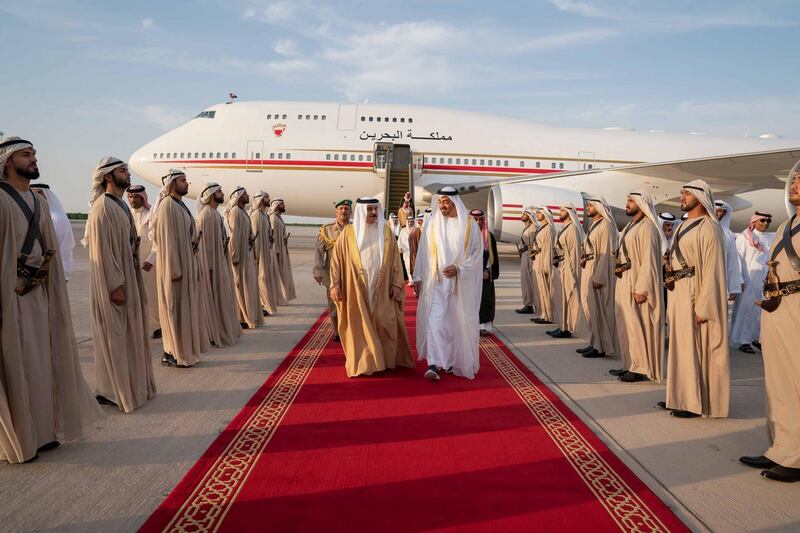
{"left": 0, "top": 221, "right": 797, "bottom": 532}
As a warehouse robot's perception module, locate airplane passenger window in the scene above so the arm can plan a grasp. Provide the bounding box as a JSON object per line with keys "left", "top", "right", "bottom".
{"left": 377, "top": 117, "right": 381, "bottom": 122}
{"left": 504, "top": 160, "right": 508, "bottom": 166}
{"left": 224, "top": 152, "right": 228, "bottom": 158}
{"left": 194, "top": 153, "right": 199, "bottom": 158}
{"left": 448, "top": 158, "right": 453, "bottom": 164}
{"left": 326, "top": 154, "right": 331, "bottom": 160}
{"left": 270, "top": 153, "right": 275, "bottom": 159}
{"left": 358, "top": 155, "right": 363, "bottom": 161}
{"left": 535, "top": 162, "right": 540, "bottom": 168}
{"left": 588, "top": 164, "right": 593, "bottom": 169}
{"left": 551, "top": 162, "right": 556, "bottom": 169}
{"left": 306, "top": 115, "right": 310, "bottom": 120}
{"left": 392, "top": 118, "right": 397, "bottom": 122}
{"left": 314, "top": 115, "right": 318, "bottom": 120}
{"left": 180, "top": 153, "right": 184, "bottom": 158}
{"left": 217, "top": 152, "right": 221, "bottom": 158}
{"left": 408, "top": 118, "right": 413, "bottom": 123}
{"left": 282, "top": 114, "right": 287, "bottom": 119}
{"left": 267, "top": 114, "right": 272, "bottom": 119}
{"left": 496, "top": 160, "right": 501, "bottom": 166}
{"left": 351, "top": 155, "right": 356, "bottom": 161}
{"left": 255, "top": 152, "right": 260, "bottom": 159}
{"left": 334, "top": 154, "right": 339, "bottom": 160}
{"left": 278, "top": 153, "right": 283, "bottom": 159}
{"left": 400, "top": 118, "right": 405, "bottom": 123}
{"left": 286, "top": 153, "right": 291, "bottom": 159}
{"left": 153, "top": 153, "right": 157, "bottom": 159}
{"left": 367, "top": 155, "right": 372, "bottom": 162}
{"left": 559, "top": 163, "right": 564, "bottom": 169}
{"left": 480, "top": 159, "right": 485, "bottom": 165}
{"left": 384, "top": 117, "right": 389, "bottom": 122}
{"left": 232, "top": 153, "right": 236, "bottom": 158}
{"left": 361, "top": 117, "right": 365, "bottom": 121}
{"left": 488, "top": 160, "right": 493, "bottom": 166}
{"left": 369, "top": 117, "right": 374, "bottom": 122}
{"left": 456, "top": 158, "right": 461, "bottom": 164}
{"left": 321, "top": 115, "right": 326, "bottom": 120}
{"left": 472, "top": 159, "right": 477, "bottom": 165}
{"left": 298, "top": 115, "right": 303, "bottom": 119}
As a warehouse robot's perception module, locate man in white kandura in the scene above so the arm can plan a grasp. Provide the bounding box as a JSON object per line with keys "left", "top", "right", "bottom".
{"left": 413, "top": 187, "right": 483, "bottom": 381}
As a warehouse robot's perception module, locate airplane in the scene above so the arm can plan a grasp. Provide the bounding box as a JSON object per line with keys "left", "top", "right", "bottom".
{"left": 128, "top": 100, "right": 800, "bottom": 241}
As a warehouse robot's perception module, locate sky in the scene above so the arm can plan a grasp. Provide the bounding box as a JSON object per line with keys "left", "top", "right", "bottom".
{"left": 1, "top": 0, "right": 799, "bottom": 213}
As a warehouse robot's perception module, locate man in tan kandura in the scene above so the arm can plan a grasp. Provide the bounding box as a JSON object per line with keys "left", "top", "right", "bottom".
{"left": 547, "top": 203, "right": 585, "bottom": 339}
{"left": 314, "top": 199, "right": 352, "bottom": 341}
{"left": 127, "top": 184, "right": 161, "bottom": 339}
{"left": 577, "top": 197, "right": 619, "bottom": 359}
{"left": 151, "top": 169, "right": 208, "bottom": 368}
{"left": 610, "top": 190, "right": 666, "bottom": 383}
{"left": 516, "top": 206, "right": 538, "bottom": 315}
{"left": 226, "top": 186, "right": 263, "bottom": 329}
{"left": 658, "top": 179, "right": 729, "bottom": 418}
{"left": 195, "top": 182, "right": 242, "bottom": 348}
{"left": 86, "top": 157, "right": 156, "bottom": 412}
{"left": 0, "top": 137, "right": 101, "bottom": 464}
{"left": 250, "top": 191, "right": 279, "bottom": 317}
{"left": 329, "top": 197, "right": 415, "bottom": 377}
{"left": 531, "top": 207, "right": 557, "bottom": 325}
{"left": 740, "top": 167, "right": 800, "bottom": 482}
{"left": 270, "top": 198, "right": 296, "bottom": 303}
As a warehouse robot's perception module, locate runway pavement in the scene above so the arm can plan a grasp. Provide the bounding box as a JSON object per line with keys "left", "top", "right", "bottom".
{"left": 0, "top": 221, "right": 797, "bottom": 532}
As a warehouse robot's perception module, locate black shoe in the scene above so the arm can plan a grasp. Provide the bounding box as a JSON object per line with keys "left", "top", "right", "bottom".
{"left": 545, "top": 328, "right": 561, "bottom": 336}
{"left": 240, "top": 322, "right": 250, "bottom": 329}
{"left": 656, "top": 401, "right": 668, "bottom": 410}
{"left": 739, "top": 344, "right": 756, "bottom": 354}
{"left": 516, "top": 305, "right": 534, "bottom": 314}
{"left": 532, "top": 318, "right": 552, "bottom": 324}
{"left": 551, "top": 330, "right": 572, "bottom": 339}
{"left": 262, "top": 309, "right": 270, "bottom": 317}
{"left": 332, "top": 334, "right": 340, "bottom": 342}
{"left": 670, "top": 410, "right": 701, "bottom": 418}
{"left": 761, "top": 465, "right": 800, "bottom": 482}
{"left": 581, "top": 348, "right": 605, "bottom": 358}
{"left": 95, "top": 394, "right": 118, "bottom": 407}
{"left": 152, "top": 328, "right": 162, "bottom": 339}
{"left": 619, "top": 371, "right": 648, "bottom": 382}
{"left": 739, "top": 455, "right": 778, "bottom": 469}
{"left": 37, "top": 441, "right": 60, "bottom": 453}
{"left": 576, "top": 345, "right": 594, "bottom": 354}
{"left": 609, "top": 368, "right": 627, "bottom": 376}
{"left": 752, "top": 341, "right": 762, "bottom": 350}
{"left": 161, "top": 352, "right": 179, "bottom": 367}
{"left": 445, "top": 366, "right": 454, "bottom": 374}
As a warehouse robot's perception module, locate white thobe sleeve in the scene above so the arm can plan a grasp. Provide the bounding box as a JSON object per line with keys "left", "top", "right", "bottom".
{"left": 726, "top": 234, "right": 743, "bottom": 295}
{"left": 457, "top": 220, "right": 483, "bottom": 274}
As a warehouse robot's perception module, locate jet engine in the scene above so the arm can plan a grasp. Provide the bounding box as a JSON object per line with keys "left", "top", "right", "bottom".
{"left": 487, "top": 183, "right": 586, "bottom": 242}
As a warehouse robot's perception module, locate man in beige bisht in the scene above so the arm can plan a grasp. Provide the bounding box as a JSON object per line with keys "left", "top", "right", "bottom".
{"left": 516, "top": 206, "right": 537, "bottom": 315}
{"left": 127, "top": 184, "right": 161, "bottom": 339}
{"left": 577, "top": 197, "right": 619, "bottom": 358}
{"left": 195, "top": 183, "right": 242, "bottom": 348}
{"left": 250, "top": 190, "right": 279, "bottom": 316}
{"left": 0, "top": 137, "right": 102, "bottom": 463}
{"left": 86, "top": 157, "right": 156, "bottom": 412}
{"left": 330, "top": 197, "right": 415, "bottom": 377}
{"left": 531, "top": 207, "right": 557, "bottom": 325}
{"left": 547, "top": 203, "right": 585, "bottom": 338}
{"left": 270, "top": 198, "right": 296, "bottom": 302}
{"left": 226, "top": 186, "right": 264, "bottom": 329}
{"left": 314, "top": 199, "right": 352, "bottom": 341}
{"left": 610, "top": 190, "right": 666, "bottom": 383}
{"left": 740, "top": 168, "right": 800, "bottom": 482}
{"left": 151, "top": 168, "right": 208, "bottom": 367}
{"left": 658, "top": 179, "right": 729, "bottom": 418}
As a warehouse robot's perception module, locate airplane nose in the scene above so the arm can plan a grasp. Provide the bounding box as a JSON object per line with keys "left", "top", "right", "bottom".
{"left": 128, "top": 142, "right": 161, "bottom": 188}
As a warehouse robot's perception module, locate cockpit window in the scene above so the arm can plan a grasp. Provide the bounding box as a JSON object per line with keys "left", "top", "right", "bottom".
{"left": 194, "top": 111, "right": 216, "bottom": 119}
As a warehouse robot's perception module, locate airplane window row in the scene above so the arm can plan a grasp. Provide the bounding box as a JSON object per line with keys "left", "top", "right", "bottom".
{"left": 194, "top": 111, "right": 216, "bottom": 119}
{"left": 360, "top": 116, "right": 413, "bottom": 124}
{"left": 325, "top": 153, "right": 373, "bottom": 162}
{"left": 154, "top": 152, "right": 237, "bottom": 159}
{"left": 266, "top": 114, "right": 288, "bottom": 119}
{"left": 296, "top": 114, "right": 326, "bottom": 120}
{"left": 268, "top": 153, "right": 291, "bottom": 159}
{"left": 421, "top": 157, "right": 571, "bottom": 170}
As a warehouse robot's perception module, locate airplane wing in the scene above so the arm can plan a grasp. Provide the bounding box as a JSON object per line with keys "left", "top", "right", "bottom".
{"left": 422, "top": 146, "right": 800, "bottom": 210}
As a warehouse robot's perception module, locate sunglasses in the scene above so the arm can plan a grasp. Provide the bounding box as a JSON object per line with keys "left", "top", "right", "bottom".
{"left": 757, "top": 218, "right": 772, "bottom": 224}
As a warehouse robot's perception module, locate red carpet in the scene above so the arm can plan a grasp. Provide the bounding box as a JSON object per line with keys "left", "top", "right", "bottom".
{"left": 141, "top": 293, "right": 687, "bottom": 532}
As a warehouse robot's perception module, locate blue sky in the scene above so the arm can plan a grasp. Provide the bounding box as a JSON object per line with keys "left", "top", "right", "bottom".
{"left": 1, "top": 0, "right": 798, "bottom": 212}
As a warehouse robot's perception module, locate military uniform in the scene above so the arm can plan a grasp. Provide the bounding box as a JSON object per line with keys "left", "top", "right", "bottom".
{"left": 314, "top": 220, "right": 347, "bottom": 333}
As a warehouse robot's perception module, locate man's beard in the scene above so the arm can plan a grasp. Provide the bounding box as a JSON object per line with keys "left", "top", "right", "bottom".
{"left": 113, "top": 175, "right": 130, "bottom": 189}
{"left": 789, "top": 193, "right": 800, "bottom": 206}
{"left": 16, "top": 164, "right": 39, "bottom": 180}
{"left": 625, "top": 206, "right": 638, "bottom": 216}
{"left": 680, "top": 199, "right": 697, "bottom": 212}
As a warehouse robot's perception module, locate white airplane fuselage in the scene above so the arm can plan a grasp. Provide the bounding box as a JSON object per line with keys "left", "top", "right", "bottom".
{"left": 129, "top": 101, "right": 797, "bottom": 235}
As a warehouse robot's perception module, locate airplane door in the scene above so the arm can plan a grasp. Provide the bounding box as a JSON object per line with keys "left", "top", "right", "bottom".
{"left": 246, "top": 140, "right": 263, "bottom": 172}
{"left": 337, "top": 104, "right": 357, "bottom": 131}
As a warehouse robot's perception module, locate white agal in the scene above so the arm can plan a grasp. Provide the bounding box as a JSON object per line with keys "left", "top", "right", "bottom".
{"left": 129, "top": 100, "right": 800, "bottom": 237}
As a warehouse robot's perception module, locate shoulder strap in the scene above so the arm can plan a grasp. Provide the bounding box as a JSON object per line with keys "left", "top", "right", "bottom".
{"left": 771, "top": 215, "right": 800, "bottom": 273}
{"left": 0, "top": 182, "right": 43, "bottom": 257}
{"left": 105, "top": 193, "right": 137, "bottom": 246}
{"left": 616, "top": 217, "right": 642, "bottom": 260}
{"left": 171, "top": 197, "right": 195, "bottom": 237}
{"left": 668, "top": 218, "right": 703, "bottom": 269}
{"left": 584, "top": 219, "right": 601, "bottom": 254}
